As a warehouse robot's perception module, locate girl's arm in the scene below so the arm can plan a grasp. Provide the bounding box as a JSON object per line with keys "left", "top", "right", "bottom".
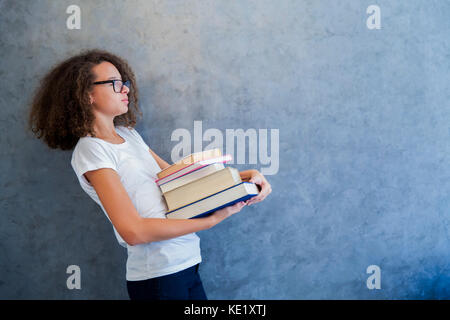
{"left": 149, "top": 147, "right": 171, "bottom": 170}
{"left": 84, "top": 167, "right": 245, "bottom": 246}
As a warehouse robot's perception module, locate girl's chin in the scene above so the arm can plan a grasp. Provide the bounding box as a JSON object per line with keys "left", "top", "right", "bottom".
{"left": 117, "top": 107, "right": 128, "bottom": 116}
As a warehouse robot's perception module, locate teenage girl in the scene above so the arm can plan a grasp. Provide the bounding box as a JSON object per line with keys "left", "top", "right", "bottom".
{"left": 27, "top": 49, "right": 272, "bottom": 300}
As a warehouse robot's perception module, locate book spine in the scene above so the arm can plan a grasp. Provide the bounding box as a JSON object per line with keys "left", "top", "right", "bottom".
{"left": 164, "top": 168, "right": 238, "bottom": 211}
{"left": 155, "top": 155, "right": 232, "bottom": 184}
{"left": 159, "top": 163, "right": 225, "bottom": 193}
{"left": 158, "top": 149, "right": 223, "bottom": 178}
{"left": 156, "top": 164, "right": 207, "bottom": 186}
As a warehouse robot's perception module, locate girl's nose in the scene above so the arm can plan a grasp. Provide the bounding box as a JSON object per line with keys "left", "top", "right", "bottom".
{"left": 122, "top": 84, "right": 130, "bottom": 94}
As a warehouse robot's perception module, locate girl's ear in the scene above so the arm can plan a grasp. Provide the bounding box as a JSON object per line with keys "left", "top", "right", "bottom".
{"left": 89, "top": 93, "right": 94, "bottom": 105}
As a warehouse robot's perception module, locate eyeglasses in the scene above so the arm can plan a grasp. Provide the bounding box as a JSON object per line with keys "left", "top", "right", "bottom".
{"left": 92, "top": 79, "right": 131, "bottom": 93}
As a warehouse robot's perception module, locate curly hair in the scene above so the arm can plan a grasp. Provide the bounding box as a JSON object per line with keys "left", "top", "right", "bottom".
{"left": 27, "top": 49, "right": 143, "bottom": 151}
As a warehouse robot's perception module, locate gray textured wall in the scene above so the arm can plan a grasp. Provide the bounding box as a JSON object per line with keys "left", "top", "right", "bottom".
{"left": 1, "top": 0, "right": 449, "bottom": 299}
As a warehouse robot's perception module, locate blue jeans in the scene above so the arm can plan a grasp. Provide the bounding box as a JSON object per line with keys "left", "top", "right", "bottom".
{"left": 126, "top": 264, "right": 208, "bottom": 300}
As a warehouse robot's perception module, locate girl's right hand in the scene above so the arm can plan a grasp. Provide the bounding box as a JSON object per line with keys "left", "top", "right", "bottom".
{"left": 209, "top": 201, "right": 247, "bottom": 227}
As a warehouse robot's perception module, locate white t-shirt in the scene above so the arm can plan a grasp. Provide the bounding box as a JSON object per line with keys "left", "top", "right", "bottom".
{"left": 70, "top": 125, "right": 201, "bottom": 281}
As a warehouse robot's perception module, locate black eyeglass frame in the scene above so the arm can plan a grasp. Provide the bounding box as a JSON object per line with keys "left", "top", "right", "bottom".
{"left": 92, "top": 79, "right": 131, "bottom": 93}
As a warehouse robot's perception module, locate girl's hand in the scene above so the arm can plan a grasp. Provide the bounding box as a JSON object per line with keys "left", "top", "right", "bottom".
{"left": 243, "top": 170, "right": 272, "bottom": 206}
{"left": 209, "top": 201, "right": 247, "bottom": 226}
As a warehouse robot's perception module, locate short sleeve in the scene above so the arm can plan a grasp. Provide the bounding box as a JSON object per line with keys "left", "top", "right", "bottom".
{"left": 71, "top": 139, "right": 118, "bottom": 187}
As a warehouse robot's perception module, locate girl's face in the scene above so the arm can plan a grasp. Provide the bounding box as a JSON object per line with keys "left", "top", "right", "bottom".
{"left": 89, "top": 61, "right": 130, "bottom": 118}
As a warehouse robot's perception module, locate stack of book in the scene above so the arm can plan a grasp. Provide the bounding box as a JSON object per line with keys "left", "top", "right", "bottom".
{"left": 155, "top": 148, "right": 259, "bottom": 219}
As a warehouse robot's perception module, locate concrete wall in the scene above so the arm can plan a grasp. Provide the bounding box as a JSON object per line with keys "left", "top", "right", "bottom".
{"left": 1, "top": 0, "right": 449, "bottom": 299}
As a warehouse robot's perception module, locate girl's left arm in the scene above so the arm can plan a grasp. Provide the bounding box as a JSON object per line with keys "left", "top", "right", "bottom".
{"left": 149, "top": 148, "right": 171, "bottom": 170}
